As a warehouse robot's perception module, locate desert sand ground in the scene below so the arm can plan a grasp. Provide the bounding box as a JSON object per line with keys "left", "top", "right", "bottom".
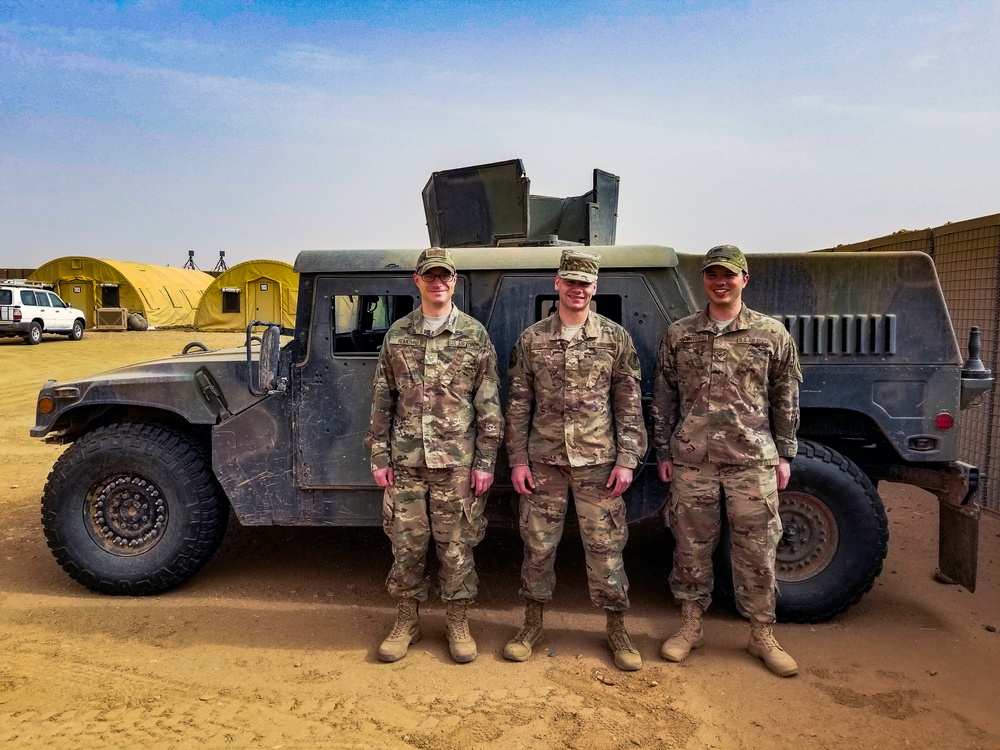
{"left": 1, "top": 330, "right": 998, "bottom": 749}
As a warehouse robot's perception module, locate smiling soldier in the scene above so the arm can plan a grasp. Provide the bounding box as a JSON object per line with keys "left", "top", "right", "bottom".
{"left": 651, "top": 244, "right": 802, "bottom": 677}
{"left": 503, "top": 249, "right": 648, "bottom": 672}
{"left": 365, "top": 247, "right": 503, "bottom": 664}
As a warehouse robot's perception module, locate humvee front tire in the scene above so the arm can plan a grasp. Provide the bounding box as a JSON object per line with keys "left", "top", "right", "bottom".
{"left": 715, "top": 440, "right": 888, "bottom": 622}
{"left": 41, "top": 422, "right": 229, "bottom": 595}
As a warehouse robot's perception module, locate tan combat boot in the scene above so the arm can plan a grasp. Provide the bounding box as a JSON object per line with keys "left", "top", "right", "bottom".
{"left": 747, "top": 622, "right": 798, "bottom": 677}
{"left": 661, "top": 600, "right": 705, "bottom": 662}
{"left": 378, "top": 599, "right": 421, "bottom": 662}
{"left": 445, "top": 602, "right": 478, "bottom": 663}
{"left": 503, "top": 599, "right": 544, "bottom": 662}
{"left": 606, "top": 610, "right": 642, "bottom": 672}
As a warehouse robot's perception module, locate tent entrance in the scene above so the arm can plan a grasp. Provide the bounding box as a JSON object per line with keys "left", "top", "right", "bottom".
{"left": 58, "top": 280, "right": 95, "bottom": 327}
{"left": 250, "top": 279, "right": 280, "bottom": 324}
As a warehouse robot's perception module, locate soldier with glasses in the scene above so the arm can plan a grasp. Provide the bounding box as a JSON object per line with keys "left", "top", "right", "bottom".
{"left": 365, "top": 247, "right": 504, "bottom": 663}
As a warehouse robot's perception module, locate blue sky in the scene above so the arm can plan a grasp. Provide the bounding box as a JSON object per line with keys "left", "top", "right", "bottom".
{"left": 1, "top": 0, "right": 998, "bottom": 268}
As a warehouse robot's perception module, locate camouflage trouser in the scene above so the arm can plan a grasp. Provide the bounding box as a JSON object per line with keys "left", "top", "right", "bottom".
{"left": 382, "top": 464, "right": 487, "bottom": 603}
{"left": 668, "top": 461, "right": 781, "bottom": 623}
{"left": 518, "top": 462, "right": 630, "bottom": 611}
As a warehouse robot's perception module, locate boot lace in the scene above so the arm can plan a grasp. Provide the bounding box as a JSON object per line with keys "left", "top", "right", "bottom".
{"left": 447, "top": 608, "right": 472, "bottom": 641}
{"left": 512, "top": 611, "right": 541, "bottom": 645}
{"left": 679, "top": 612, "right": 700, "bottom": 636}
{"left": 388, "top": 604, "right": 416, "bottom": 639}
{"left": 754, "top": 624, "right": 782, "bottom": 651}
{"left": 609, "top": 628, "right": 636, "bottom": 653}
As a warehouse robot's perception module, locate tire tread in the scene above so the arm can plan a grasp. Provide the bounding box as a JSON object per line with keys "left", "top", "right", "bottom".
{"left": 40, "top": 422, "right": 228, "bottom": 595}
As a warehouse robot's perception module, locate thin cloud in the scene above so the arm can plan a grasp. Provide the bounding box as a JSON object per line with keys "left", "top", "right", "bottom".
{"left": 906, "top": 51, "right": 940, "bottom": 69}
{"left": 275, "top": 44, "right": 359, "bottom": 73}
{"left": 786, "top": 95, "right": 885, "bottom": 118}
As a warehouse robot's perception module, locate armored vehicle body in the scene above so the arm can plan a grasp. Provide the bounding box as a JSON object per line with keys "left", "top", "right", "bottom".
{"left": 31, "top": 160, "right": 991, "bottom": 622}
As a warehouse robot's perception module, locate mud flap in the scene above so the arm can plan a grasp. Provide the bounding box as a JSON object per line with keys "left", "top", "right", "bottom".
{"left": 938, "top": 500, "right": 979, "bottom": 592}
{"left": 877, "top": 460, "right": 981, "bottom": 593}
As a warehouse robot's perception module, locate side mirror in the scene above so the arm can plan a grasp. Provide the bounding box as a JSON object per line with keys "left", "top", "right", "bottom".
{"left": 246, "top": 321, "right": 283, "bottom": 395}
{"left": 259, "top": 325, "right": 281, "bottom": 392}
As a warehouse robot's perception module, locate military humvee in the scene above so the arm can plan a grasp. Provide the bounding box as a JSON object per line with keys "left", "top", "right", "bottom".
{"left": 31, "top": 159, "right": 992, "bottom": 623}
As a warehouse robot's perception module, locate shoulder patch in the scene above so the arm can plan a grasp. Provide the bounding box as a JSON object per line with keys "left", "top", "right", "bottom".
{"left": 628, "top": 350, "right": 640, "bottom": 371}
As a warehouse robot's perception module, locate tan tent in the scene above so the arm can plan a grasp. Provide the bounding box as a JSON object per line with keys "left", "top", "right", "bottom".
{"left": 195, "top": 260, "right": 298, "bottom": 331}
{"left": 30, "top": 257, "right": 214, "bottom": 329}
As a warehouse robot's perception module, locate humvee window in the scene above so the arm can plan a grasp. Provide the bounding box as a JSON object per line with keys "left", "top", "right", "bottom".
{"left": 333, "top": 294, "right": 415, "bottom": 354}
{"left": 534, "top": 294, "right": 623, "bottom": 324}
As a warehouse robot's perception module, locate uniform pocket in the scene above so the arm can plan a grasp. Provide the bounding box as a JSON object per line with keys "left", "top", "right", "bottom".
{"left": 584, "top": 346, "right": 616, "bottom": 390}
{"left": 676, "top": 341, "right": 710, "bottom": 389}
{"left": 736, "top": 344, "right": 769, "bottom": 394}
{"left": 462, "top": 491, "right": 488, "bottom": 545}
{"left": 397, "top": 345, "right": 424, "bottom": 386}
{"left": 381, "top": 488, "right": 394, "bottom": 535}
{"left": 442, "top": 350, "right": 479, "bottom": 396}
{"left": 608, "top": 500, "right": 627, "bottom": 529}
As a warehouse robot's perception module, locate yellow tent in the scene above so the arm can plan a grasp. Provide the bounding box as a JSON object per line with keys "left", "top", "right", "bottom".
{"left": 195, "top": 260, "right": 298, "bottom": 331}
{"left": 30, "top": 257, "right": 214, "bottom": 329}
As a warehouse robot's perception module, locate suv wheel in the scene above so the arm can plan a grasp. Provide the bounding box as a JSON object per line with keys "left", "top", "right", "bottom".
{"left": 41, "top": 422, "right": 229, "bottom": 595}
{"left": 25, "top": 321, "right": 42, "bottom": 345}
{"left": 714, "top": 440, "right": 888, "bottom": 623}
{"left": 67, "top": 319, "right": 84, "bottom": 341}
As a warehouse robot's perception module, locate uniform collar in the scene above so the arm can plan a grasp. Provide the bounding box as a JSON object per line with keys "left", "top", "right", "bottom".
{"left": 550, "top": 311, "right": 599, "bottom": 341}
{"left": 409, "top": 304, "right": 460, "bottom": 335}
{"left": 696, "top": 303, "right": 749, "bottom": 333}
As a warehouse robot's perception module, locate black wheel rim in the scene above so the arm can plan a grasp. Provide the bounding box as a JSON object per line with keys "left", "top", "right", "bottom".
{"left": 776, "top": 491, "right": 839, "bottom": 582}
{"left": 84, "top": 474, "right": 168, "bottom": 556}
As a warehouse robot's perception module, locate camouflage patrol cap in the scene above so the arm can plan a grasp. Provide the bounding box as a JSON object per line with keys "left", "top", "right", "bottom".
{"left": 702, "top": 244, "right": 748, "bottom": 274}
{"left": 415, "top": 247, "right": 457, "bottom": 275}
{"left": 557, "top": 250, "right": 600, "bottom": 283}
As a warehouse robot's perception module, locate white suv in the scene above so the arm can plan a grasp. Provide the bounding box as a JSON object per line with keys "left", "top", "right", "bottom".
{"left": 0, "top": 281, "right": 87, "bottom": 345}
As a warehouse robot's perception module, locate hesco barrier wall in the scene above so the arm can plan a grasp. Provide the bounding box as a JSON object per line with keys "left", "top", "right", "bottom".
{"left": 824, "top": 213, "right": 1000, "bottom": 513}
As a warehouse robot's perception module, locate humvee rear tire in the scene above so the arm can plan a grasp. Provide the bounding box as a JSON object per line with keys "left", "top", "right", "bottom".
{"left": 715, "top": 440, "right": 888, "bottom": 623}
{"left": 41, "top": 422, "right": 229, "bottom": 595}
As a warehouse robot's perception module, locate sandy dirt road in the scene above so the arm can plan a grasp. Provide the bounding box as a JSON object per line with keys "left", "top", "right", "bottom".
{"left": 1, "top": 330, "right": 998, "bottom": 749}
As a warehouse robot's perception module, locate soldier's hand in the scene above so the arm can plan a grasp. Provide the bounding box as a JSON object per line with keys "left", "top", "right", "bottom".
{"left": 776, "top": 458, "right": 791, "bottom": 490}
{"left": 657, "top": 460, "right": 674, "bottom": 483}
{"left": 372, "top": 466, "right": 394, "bottom": 487}
{"left": 511, "top": 465, "right": 535, "bottom": 495}
{"left": 607, "top": 465, "right": 634, "bottom": 497}
{"left": 471, "top": 469, "right": 494, "bottom": 496}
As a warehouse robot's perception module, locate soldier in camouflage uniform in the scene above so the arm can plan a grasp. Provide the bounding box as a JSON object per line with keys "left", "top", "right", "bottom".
{"left": 651, "top": 244, "right": 802, "bottom": 677}
{"left": 365, "top": 247, "right": 504, "bottom": 664}
{"left": 503, "top": 250, "right": 648, "bottom": 672}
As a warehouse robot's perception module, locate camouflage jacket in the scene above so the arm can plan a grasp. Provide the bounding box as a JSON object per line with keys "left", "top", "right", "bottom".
{"left": 651, "top": 304, "right": 801, "bottom": 466}
{"left": 505, "top": 312, "right": 648, "bottom": 469}
{"left": 365, "top": 305, "right": 504, "bottom": 472}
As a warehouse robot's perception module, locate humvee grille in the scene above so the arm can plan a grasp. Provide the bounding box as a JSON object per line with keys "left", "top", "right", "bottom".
{"left": 779, "top": 314, "right": 897, "bottom": 356}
